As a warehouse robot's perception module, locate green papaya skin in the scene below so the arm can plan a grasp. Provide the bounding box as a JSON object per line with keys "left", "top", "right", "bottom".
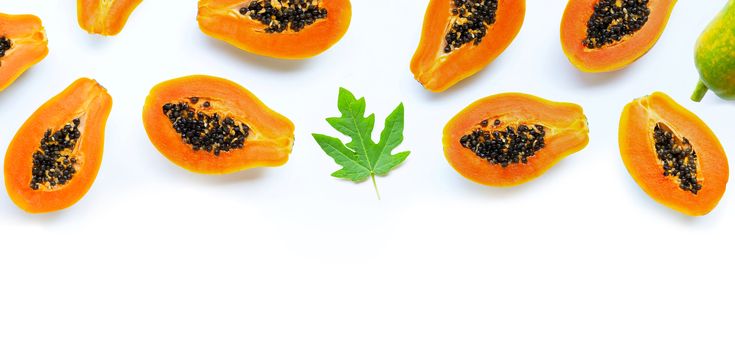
{"left": 692, "top": 0, "right": 735, "bottom": 102}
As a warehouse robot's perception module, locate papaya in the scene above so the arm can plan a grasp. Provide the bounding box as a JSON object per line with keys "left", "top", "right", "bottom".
{"left": 4, "top": 78, "right": 113, "bottom": 214}
{"left": 197, "top": 0, "right": 351, "bottom": 59}
{"left": 443, "top": 93, "right": 589, "bottom": 187}
{"left": 142, "top": 75, "right": 295, "bottom": 174}
{"left": 411, "top": 0, "right": 525, "bottom": 92}
{"left": 619, "top": 92, "right": 728, "bottom": 216}
{"left": 77, "top": 0, "right": 142, "bottom": 36}
{"left": 560, "top": 0, "right": 676, "bottom": 73}
{"left": 0, "top": 13, "right": 48, "bottom": 92}
{"left": 692, "top": 0, "right": 735, "bottom": 102}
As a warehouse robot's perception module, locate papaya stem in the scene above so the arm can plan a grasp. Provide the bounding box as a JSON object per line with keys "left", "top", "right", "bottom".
{"left": 692, "top": 80, "right": 709, "bottom": 102}
{"left": 371, "top": 173, "right": 381, "bottom": 200}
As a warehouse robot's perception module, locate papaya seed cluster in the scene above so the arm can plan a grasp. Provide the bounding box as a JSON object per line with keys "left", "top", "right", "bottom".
{"left": 460, "top": 118, "right": 546, "bottom": 168}
{"left": 162, "top": 98, "right": 250, "bottom": 156}
{"left": 30, "top": 119, "right": 81, "bottom": 190}
{"left": 583, "top": 0, "right": 651, "bottom": 49}
{"left": 653, "top": 123, "right": 703, "bottom": 195}
{"left": 444, "top": 0, "right": 499, "bottom": 53}
{"left": 240, "top": 0, "right": 328, "bottom": 33}
{"left": 0, "top": 36, "right": 12, "bottom": 58}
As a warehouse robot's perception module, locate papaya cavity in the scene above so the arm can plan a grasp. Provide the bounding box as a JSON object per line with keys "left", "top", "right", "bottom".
{"left": 652, "top": 123, "right": 702, "bottom": 194}
{"left": 561, "top": 0, "right": 676, "bottom": 72}
{"left": 442, "top": 0, "right": 499, "bottom": 53}
{"left": 77, "top": 0, "right": 142, "bottom": 36}
{"left": 0, "top": 13, "right": 48, "bottom": 92}
{"left": 197, "top": 0, "right": 352, "bottom": 59}
{"left": 239, "top": 1, "right": 328, "bottom": 33}
{"left": 29, "top": 118, "right": 83, "bottom": 191}
{"left": 4, "top": 78, "right": 113, "bottom": 214}
{"left": 162, "top": 99, "right": 251, "bottom": 157}
{"left": 143, "top": 75, "right": 295, "bottom": 174}
{"left": 619, "top": 92, "right": 728, "bottom": 216}
{"left": 443, "top": 93, "right": 589, "bottom": 187}
{"left": 460, "top": 120, "right": 546, "bottom": 168}
{"left": 411, "top": 0, "right": 525, "bottom": 92}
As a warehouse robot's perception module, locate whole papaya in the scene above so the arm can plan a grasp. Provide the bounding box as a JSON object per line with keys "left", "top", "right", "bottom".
{"left": 692, "top": 0, "right": 735, "bottom": 102}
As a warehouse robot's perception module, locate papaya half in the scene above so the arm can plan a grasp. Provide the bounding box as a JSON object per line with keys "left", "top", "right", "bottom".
{"left": 197, "top": 0, "right": 352, "bottom": 59}
{"left": 77, "top": 0, "right": 142, "bottom": 36}
{"left": 142, "top": 75, "right": 295, "bottom": 174}
{"left": 443, "top": 93, "right": 589, "bottom": 187}
{"left": 411, "top": 0, "right": 525, "bottom": 92}
{"left": 560, "top": 0, "right": 676, "bottom": 73}
{"left": 692, "top": 0, "right": 735, "bottom": 102}
{"left": 4, "top": 78, "right": 113, "bottom": 214}
{"left": 0, "top": 13, "right": 48, "bottom": 92}
{"left": 619, "top": 92, "right": 728, "bottom": 216}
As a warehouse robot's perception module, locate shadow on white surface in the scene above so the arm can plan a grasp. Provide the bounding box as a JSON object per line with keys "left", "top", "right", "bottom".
{"left": 0, "top": 199, "right": 69, "bottom": 227}
{"left": 0, "top": 67, "right": 44, "bottom": 110}
{"left": 555, "top": 53, "right": 634, "bottom": 88}
{"left": 199, "top": 35, "right": 311, "bottom": 73}
{"left": 446, "top": 160, "right": 570, "bottom": 199}
{"left": 615, "top": 164, "right": 719, "bottom": 227}
{"left": 74, "top": 32, "right": 115, "bottom": 50}
{"left": 192, "top": 168, "right": 269, "bottom": 184}
{"left": 411, "top": 53, "right": 516, "bottom": 102}
{"left": 140, "top": 147, "right": 270, "bottom": 185}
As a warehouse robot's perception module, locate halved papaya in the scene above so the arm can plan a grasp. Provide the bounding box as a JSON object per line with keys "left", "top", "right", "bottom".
{"left": 142, "top": 75, "right": 295, "bottom": 174}
{"left": 443, "top": 93, "right": 589, "bottom": 187}
{"left": 0, "top": 13, "right": 48, "bottom": 92}
{"left": 4, "top": 78, "right": 113, "bottom": 214}
{"left": 77, "top": 0, "right": 142, "bottom": 36}
{"left": 197, "top": 0, "right": 352, "bottom": 59}
{"left": 619, "top": 92, "right": 728, "bottom": 216}
{"left": 560, "top": 0, "right": 676, "bottom": 73}
{"left": 411, "top": 0, "right": 525, "bottom": 92}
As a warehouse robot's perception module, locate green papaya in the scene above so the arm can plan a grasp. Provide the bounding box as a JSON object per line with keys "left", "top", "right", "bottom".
{"left": 692, "top": 0, "right": 735, "bottom": 102}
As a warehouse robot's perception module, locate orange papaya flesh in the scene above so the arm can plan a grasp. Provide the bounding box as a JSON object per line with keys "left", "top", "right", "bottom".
{"left": 142, "top": 75, "right": 295, "bottom": 174}
{"left": 619, "top": 92, "right": 728, "bottom": 216}
{"left": 4, "top": 78, "right": 113, "bottom": 214}
{"left": 411, "top": 0, "right": 525, "bottom": 92}
{"left": 443, "top": 93, "right": 589, "bottom": 187}
{"left": 77, "top": 0, "right": 142, "bottom": 36}
{"left": 0, "top": 13, "right": 48, "bottom": 92}
{"left": 197, "top": 0, "right": 352, "bottom": 59}
{"left": 561, "top": 0, "right": 676, "bottom": 73}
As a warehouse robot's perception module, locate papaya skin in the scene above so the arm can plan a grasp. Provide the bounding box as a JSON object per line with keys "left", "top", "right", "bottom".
{"left": 4, "top": 78, "right": 113, "bottom": 214}
{"left": 619, "top": 92, "right": 728, "bottom": 216}
{"left": 197, "top": 0, "right": 351, "bottom": 59}
{"left": 0, "top": 13, "right": 48, "bottom": 92}
{"left": 77, "top": 0, "right": 143, "bottom": 36}
{"left": 560, "top": 0, "right": 676, "bottom": 73}
{"left": 692, "top": 0, "right": 735, "bottom": 102}
{"left": 142, "top": 75, "right": 295, "bottom": 174}
{"left": 411, "top": 0, "right": 525, "bottom": 92}
{"left": 443, "top": 93, "right": 589, "bottom": 187}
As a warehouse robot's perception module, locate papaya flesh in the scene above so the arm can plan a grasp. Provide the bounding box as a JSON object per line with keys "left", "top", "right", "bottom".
{"left": 4, "top": 78, "right": 113, "bottom": 214}
{"left": 0, "top": 13, "right": 48, "bottom": 92}
{"left": 197, "top": 0, "right": 352, "bottom": 59}
{"left": 142, "top": 75, "right": 295, "bottom": 174}
{"left": 692, "top": 0, "right": 735, "bottom": 102}
{"left": 560, "top": 0, "right": 676, "bottom": 73}
{"left": 411, "top": 0, "right": 525, "bottom": 92}
{"left": 619, "top": 92, "right": 728, "bottom": 216}
{"left": 77, "top": 0, "right": 142, "bottom": 36}
{"left": 443, "top": 93, "right": 589, "bottom": 187}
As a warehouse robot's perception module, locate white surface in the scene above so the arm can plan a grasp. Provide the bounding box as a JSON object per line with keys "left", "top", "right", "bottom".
{"left": 1, "top": 1, "right": 734, "bottom": 349}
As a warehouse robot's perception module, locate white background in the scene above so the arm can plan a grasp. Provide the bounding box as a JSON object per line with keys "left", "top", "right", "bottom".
{"left": 1, "top": 1, "right": 734, "bottom": 349}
